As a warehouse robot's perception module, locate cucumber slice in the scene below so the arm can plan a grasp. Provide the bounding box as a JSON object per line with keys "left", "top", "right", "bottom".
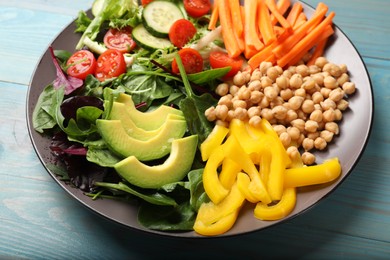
{"left": 92, "top": 0, "right": 104, "bottom": 16}
{"left": 132, "top": 24, "right": 173, "bottom": 51}
{"left": 142, "top": 1, "right": 184, "bottom": 38}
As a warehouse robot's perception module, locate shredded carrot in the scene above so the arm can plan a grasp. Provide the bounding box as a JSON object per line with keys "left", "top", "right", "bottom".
{"left": 265, "top": 0, "right": 292, "bottom": 34}
{"left": 218, "top": 0, "right": 241, "bottom": 57}
{"left": 258, "top": 0, "right": 276, "bottom": 45}
{"left": 286, "top": 2, "right": 303, "bottom": 26}
{"left": 307, "top": 37, "right": 328, "bottom": 66}
{"left": 272, "top": 3, "right": 329, "bottom": 59}
{"left": 271, "top": 0, "right": 291, "bottom": 25}
{"left": 208, "top": 0, "right": 219, "bottom": 30}
{"left": 244, "top": 0, "right": 264, "bottom": 51}
{"left": 278, "top": 12, "right": 335, "bottom": 68}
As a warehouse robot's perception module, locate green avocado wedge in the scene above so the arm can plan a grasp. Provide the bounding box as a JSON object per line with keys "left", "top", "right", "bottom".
{"left": 116, "top": 93, "right": 184, "bottom": 130}
{"left": 109, "top": 102, "right": 184, "bottom": 141}
{"left": 114, "top": 135, "right": 198, "bottom": 189}
{"left": 96, "top": 119, "right": 187, "bottom": 161}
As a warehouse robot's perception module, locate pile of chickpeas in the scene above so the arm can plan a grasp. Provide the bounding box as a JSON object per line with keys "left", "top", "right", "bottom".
{"left": 205, "top": 57, "right": 356, "bottom": 165}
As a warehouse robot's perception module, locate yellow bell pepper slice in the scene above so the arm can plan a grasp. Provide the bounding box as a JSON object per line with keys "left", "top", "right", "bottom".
{"left": 284, "top": 157, "right": 342, "bottom": 188}
{"left": 200, "top": 124, "right": 229, "bottom": 161}
{"left": 193, "top": 182, "right": 245, "bottom": 236}
{"left": 237, "top": 172, "right": 259, "bottom": 203}
{"left": 223, "top": 135, "right": 272, "bottom": 204}
{"left": 203, "top": 146, "right": 229, "bottom": 204}
{"left": 254, "top": 187, "right": 297, "bottom": 221}
{"left": 219, "top": 157, "right": 241, "bottom": 189}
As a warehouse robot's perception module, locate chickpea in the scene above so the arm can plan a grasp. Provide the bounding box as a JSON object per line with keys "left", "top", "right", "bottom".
{"left": 229, "top": 85, "right": 240, "bottom": 96}
{"left": 320, "top": 130, "right": 334, "bottom": 143}
{"left": 248, "top": 80, "right": 262, "bottom": 91}
{"left": 290, "top": 118, "right": 306, "bottom": 132}
{"left": 234, "top": 107, "right": 248, "bottom": 120}
{"left": 302, "top": 152, "right": 316, "bottom": 165}
{"left": 264, "top": 86, "right": 278, "bottom": 100}
{"left": 337, "top": 73, "right": 350, "bottom": 86}
{"left": 302, "top": 99, "right": 315, "bottom": 114}
{"left": 320, "top": 87, "right": 331, "bottom": 98}
{"left": 215, "top": 104, "right": 229, "bottom": 121}
{"left": 323, "top": 63, "right": 342, "bottom": 77}
{"left": 302, "top": 78, "right": 316, "bottom": 91}
{"left": 288, "top": 96, "right": 304, "bottom": 110}
{"left": 337, "top": 99, "right": 349, "bottom": 111}
{"left": 323, "top": 108, "right": 336, "bottom": 122}
{"left": 260, "top": 96, "right": 270, "bottom": 108}
{"left": 283, "top": 69, "right": 293, "bottom": 79}
{"left": 325, "top": 121, "right": 339, "bottom": 135}
{"left": 272, "top": 105, "right": 287, "bottom": 120}
{"left": 310, "top": 109, "right": 323, "bottom": 122}
{"left": 259, "top": 61, "right": 273, "bottom": 74}
{"left": 307, "top": 131, "right": 320, "bottom": 140}
{"left": 261, "top": 108, "right": 273, "bottom": 121}
{"left": 329, "top": 88, "right": 345, "bottom": 102}
{"left": 215, "top": 119, "right": 229, "bottom": 128}
{"left": 297, "top": 133, "right": 305, "bottom": 147}
{"left": 267, "top": 66, "right": 280, "bottom": 81}
{"left": 339, "top": 63, "right": 348, "bottom": 74}
{"left": 305, "top": 120, "right": 319, "bottom": 133}
{"left": 296, "top": 64, "right": 310, "bottom": 77}
{"left": 279, "top": 132, "right": 291, "bottom": 147}
{"left": 218, "top": 95, "right": 233, "bottom": 108}
{"left": 270, "top": 96, "right": 284, "bottom": 108}
{"left": 342, "top": 82, "right": 356, "bottom": 95}
{"left": 314, "top": 137, "right": 327, "bottom": 150}
{"left": 334, "top": 109, "right": 343, "bottom": 121}
{"left": 297, "top": 109, "right": 307, "bottom": 120}
{"left": 290, "top": 74, "right": 303, "bottom": 89}
{"left": 309, "top": 65, "right": 321, "bottom": 74}
{"left": 249, "top": 69, "right": 262, "bottom": 82}
{"left": 302, "top": 137, "right": 314, "bottom": 151}
{"left": 226, "top": 110, "right": 235, "bottom": 122}
{"left": 233, "top": 99, "right": 247, "bottom": 109}
{"left": 295, "top": 88, "right": 306, "bottom": 98}
{"left": 205, "top": 106, "right": 216, "bottom": 121}
{"left": 287, "top": 126, "right": 300, "bottom": 140}
{"left": 247, "top": 106, "right": 261, "bottom": 118}
{"left": 321, "top": 98, "right": 336, "bottom": 110}
{"left": 261, "top": 76, "right": 273, "bottom": 88}
{"left": 314, "top": 103, "right": 322, "bottom": 111}
{"left": 312, "top": 91, "right": 324, "bottom": 104}
{"left": 233, "top": 71, "right": 247, "bottom": 86}
{"left": 237, "top": 86, "right": 251, "bottom": 100}
{"left": 312, "top": 73, "right": 324, "bottom": 86}
{"left": 285, "top": 109, "right": 298, "bottom": 123}
{"left": 276, "top": 75, "right": 289, "bottom": 89}
{"left": 215, "top": 83, "right": 229, "bottom": 96}
{"left": 249, "top": 115, "right": 262, "bottom": 128}
{"left": 280, "top": 89, "right": 294, "bottom": 101}
{"left": 249, "top": 90, "right": 263, "bottom": 104}
{"left": 315, "top": 57, "right": 328, "bottom": 69}
{"left": 287, "top": 146, "right": 300, "bottom": 161}
{"left": 324, "top": 75, "right": 338, "bottom": 89}
{"left": 273, "top": 124, "right": 287, "bottom": 136}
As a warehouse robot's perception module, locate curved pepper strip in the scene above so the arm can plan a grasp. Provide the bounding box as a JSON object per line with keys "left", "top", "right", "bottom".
{"left": 193, "top": 182, "right": 245, "bottom": 236}
{"left": 237, "top": 172, "right": 259, "bottom": 203}
{"left": 284, "top": 157, "right": 341, "bottom": 188}
{"left": 254, "top": 187, "right": 297, "bottom": 221}
{"left": 202, "top": 146, "right": 229, "bottom": 204}
{"left": 219, "top": 157, "right": 241, "bottom": 189}
{"left": 200, "top": 124, "right": 229, "bottom": 161}
{"left": 223, "top": 135, "right": 272, "bottom": 204}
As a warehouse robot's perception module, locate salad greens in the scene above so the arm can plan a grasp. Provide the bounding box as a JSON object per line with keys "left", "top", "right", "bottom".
{"left": 32, "top": 0, "right": 229, "bottom": 231}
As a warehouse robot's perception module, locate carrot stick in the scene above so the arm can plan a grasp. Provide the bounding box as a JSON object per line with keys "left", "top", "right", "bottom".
{"left": 271, "top": 0, "right": 291, "bottom": 25}
{"left": 307, "top": 37, "right": 328, "bottom": 66}
{"left": 286, "top": 2, "right": 303, "bottom": 26}
{"left": 208, "top": 0, "right": 219, "bottom": 30}
{"left": 293, "top": 12, "right": 307, "bottom": 29}
{"left": 229, "top": 0, "right": 244, "bottom": 38}
{"left": 258, "top": 0, "right": 276, "bottom": 45}
{"left": 272, "top": 3, "right": 329, "bottom": 58}
{"left": 244, "top": 0, "right": 264, "bottom": 51}
{"left": 218, "top": 0, "right": 241, "bottom": 57}
{"left": 278, "top": 12, "right": 335, "bottom": 67}
{"left": 265, "top": 0, "right": 292, "bottom": 34}
{"left": 248, "top": 41, "right": 278, "bottom": 68}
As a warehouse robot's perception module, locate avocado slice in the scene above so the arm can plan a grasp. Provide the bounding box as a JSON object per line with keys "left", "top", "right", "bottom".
{"left": 96, "top": 119, "right": 187, "bottom": 161}
{"left": 109, "top": 102, "right": 184, "bottom": 141}
{"left": 116, "top": 93, "right": 184, "bottom": 130}
{"left": 114, "top": 135, "right": 198, "bottom": 189}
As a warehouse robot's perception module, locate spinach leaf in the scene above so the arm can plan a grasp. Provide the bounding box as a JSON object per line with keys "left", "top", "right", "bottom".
{"left": 32, "top": 84, "right": 57, "bottom": 133}
{"left": 87, "top": 147, "right": 121, "bottom": 167}
{"left": 187, "top": 67, "right": 230, "bottom": 85}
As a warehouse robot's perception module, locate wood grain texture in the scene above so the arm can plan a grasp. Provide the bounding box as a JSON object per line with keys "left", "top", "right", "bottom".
{"left": 0, "top": 0, "right": 389, "bottom": 258}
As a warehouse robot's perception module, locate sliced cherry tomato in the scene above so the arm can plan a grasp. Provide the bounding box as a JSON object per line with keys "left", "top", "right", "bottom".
{"left": 183, "top": 0, "right": 211, "bottom": 18}
{"left": 94, "top": 49, "right": 126, "bottom": 82}
{"left": 141, "top": 0, "right": 153, "bottom": 5}
{"left": 209, "top": 51, "right": 244, "bottom": 78}
{"left": 171, "top": 48, "right": 204, "bottom": 74}
{"left": 66, "top": 50, "right": 97, "bottom": 80}
{"left": 169, "top": 19, "right": 197, "bottom": 49}
{"left": 103, "top": 27, "right": 137, "bottom": 53}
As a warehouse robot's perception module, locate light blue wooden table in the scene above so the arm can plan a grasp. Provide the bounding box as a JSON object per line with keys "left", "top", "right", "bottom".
{"left": 1, "top": 0, "right": 389, "bottom": 258}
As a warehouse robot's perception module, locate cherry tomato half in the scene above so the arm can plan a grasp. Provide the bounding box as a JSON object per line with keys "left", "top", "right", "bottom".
{"left": 66, "top": 50, "right": 97, "bottom": 80}
{"left": 209, "top": 51, "right": 244, "bottom": 78}
{"left": 171, "top": 48, "right": 204, "bottom": 74}
{"left": 94, "top": 49, "right": 126, "bottom": 82}
{"left": 169, "top": 19, "right": 197, "bottom": 49}
{"left": 141, "top": 0, "right": 153, "bottom": 5}
{"left": 184, "top": 0, "right": 211, "bottom": 18}
{"left": 103, "top": 27, "right": 137, "bottom": 53}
